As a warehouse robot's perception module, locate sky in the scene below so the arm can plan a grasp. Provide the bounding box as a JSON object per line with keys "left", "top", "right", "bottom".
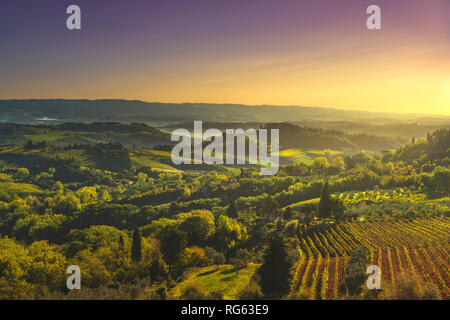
{"left": 0, "top": 0, "right": 449, "bottom": 115}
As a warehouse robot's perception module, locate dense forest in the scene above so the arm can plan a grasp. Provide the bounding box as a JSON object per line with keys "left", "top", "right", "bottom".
{"left": 0, "top": 122, "right": 448, "bottom": 300}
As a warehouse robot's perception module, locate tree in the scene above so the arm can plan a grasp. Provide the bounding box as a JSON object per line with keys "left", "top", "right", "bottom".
{"left": 284, "top": 207, "right": 293, "bottom": 220}
{"left": 381, "top": 273, "right": 441, "bottom": 300}
{"left": 181, "top": 283, "right": 208, "bottom": 300}
{"left": 212, "top": 252, "right": 225, "bottom": 270}
{"left": 131, "top": 228, "right": 142, "bottom": 262}
{"left": 76, "top": 186, "right": 98, "bottom": 204}
{"left": 169, "top": 202, "right": 180, "bottom": 215}
{"left": 229, "top": 257, "right": 244, "bottom": 273}
{"left": 0, "top": 237, "right": 31, "bottom": 283}
{"left": 118, "top": 235, "right": 124, "bottom": 251}
{"left": 226, "top": 201, "right": 239, "bottom": 219}
{"left": 345, "top": 246, "right": 369, "bottom": 295}
{"left": 258, "top": 236, "right": 292, "bottom": 299}
{"left": 184, "top": 246, "right": 206, "bottom": 267}
{"left": 213, "top": 215, "right": 247, "bottom": 255}
{"left": 49, "top": 192, "right": 81, "bottom": 216}
{"left": 318, "top": 182, "right": 331, "bottom": 219}
{"left": 260, "top": 196, "right": 279, "bottom": 221}
{"left": 28, "top": 240, "right": 68, "bottom": 291}
{"left": 431, "top": 166, "right": 450, "bottom": 195}
{"left": 285, "top": 220, "right": 298, "bottom": 237}
{"left": 330, "top": 197, "right": 346, "bottom": 223}
{"left": 204, "top": 247, "right": 225, "bottom": 270}
{"left": 155, "top": 286, "right": 168, "bottom": 300}
{"left": 331, "top": 156, "right": 345, "bottom": 173}
{"left": 302, "top": 211, "right": 314, "bottom": 227}
{"left": 275, "top": 217, "right": 284, "bottom": 231}
{"left": 239, "top": 281, "right": 263, "bottom": 300}
{"left": 178, "top": 210, "right": 215, "bottom": 247}
{"left": 73, "top": 249, "right": 111, "bottom": 288}
{"left": 149, "top": 256, "right": 168, "bottom": 283}
{"left": 345, "top": 153, "right": 371, "bottom": 169}
{"left": 405, "top": 207, "right": 417, "bottom": 220}
{"left": 311, "top": 157, "right": 329, "bottom": 175}
{"left": 159, "top": 226, "right": 186, "bottom": 278}
{"left": 15, "top": 168, "right": 30, "bottom": 181}
{"left": 235, "top": 248, "right": 253, "bottom": 267}
{"left": 68, "top": 225, "right": 126, "bottom": 256}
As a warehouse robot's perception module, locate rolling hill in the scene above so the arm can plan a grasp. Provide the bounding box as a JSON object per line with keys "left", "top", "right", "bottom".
{"left": 1, "top": 99, "right": 448, "bottom": 128}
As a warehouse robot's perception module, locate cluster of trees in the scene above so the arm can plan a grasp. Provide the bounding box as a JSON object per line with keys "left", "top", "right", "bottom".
{"left": 0, "top": 126, "right": 448, "bottom": 299}
{"left": 264, "top": 123, "right": 404, "bottom": 152}
{"left": 345, "top": 246, "right": 369, "bottom": 295}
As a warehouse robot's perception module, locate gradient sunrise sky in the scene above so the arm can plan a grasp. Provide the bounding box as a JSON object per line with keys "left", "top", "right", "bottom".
{"left": 0, "top": 0, "right": 449, "bottom": 115}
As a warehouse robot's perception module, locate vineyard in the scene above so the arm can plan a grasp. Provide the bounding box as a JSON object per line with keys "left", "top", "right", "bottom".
{"left": 292, "top": 217, "right": 450, "bottom": 299}
{"left": 339, "top": 189, "right": 450, "bottom": 212}
{"left": 338, "top": 189, "right": 427, "bottom": 204}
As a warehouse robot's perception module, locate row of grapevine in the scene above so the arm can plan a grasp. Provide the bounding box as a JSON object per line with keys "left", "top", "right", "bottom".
{"left": 293, "top": 255, "right": 349, "bottom": 300}
{"left": 292, "top": 245, "right": 450, "bottom": 299}
{"left": 370, "top": 246, "right": 450, "bottom": 299}
{"left": 297, "top": 217, "right": 449, "bottom": 257}
{"left": 419, "top": 248, "right": 449, "bottom": 299}
{"left": 291, "top": 251, "right": 307, "bottom": 293}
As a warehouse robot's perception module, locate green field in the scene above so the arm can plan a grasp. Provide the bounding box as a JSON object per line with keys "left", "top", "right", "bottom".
{"left": 278, "top": 148, "right": 342, "bottom": 165}
{"left": 0, "top": 181, "right": 43, "bottom": 195}
{"left": 130, "top": 149, "right": 180, "bottom": 172}
{"left": 283, "top": 198, "right": 320, "bottom": 211}
{"left": 170, "top": 264, "right": 260, "bottom": 300}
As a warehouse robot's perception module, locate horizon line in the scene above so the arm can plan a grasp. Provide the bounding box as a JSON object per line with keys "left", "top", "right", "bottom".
{"left": 0, "top": 98, "right": 449, "bottom": 118}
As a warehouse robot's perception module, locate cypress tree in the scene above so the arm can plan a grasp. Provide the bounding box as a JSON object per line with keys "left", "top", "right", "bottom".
{"left": 319, "top": 181, "right": 331, "bottom": 219}
{"left": 131, "top": 228, "right": 142, "bottom": 262}
{"left": 160, "top": 226, "right": 186, "bottom": 278}
{"left": 119, "top": 235, "right": 124, "bottom": 251}
{"left": 258, "top": 236, "right": 292, "bottom": 299}
{"left": 226, "top": 200, "right": 239, "bottom": 219}
{"left": 296, "top": 220, "right": 302, "bottom": 239}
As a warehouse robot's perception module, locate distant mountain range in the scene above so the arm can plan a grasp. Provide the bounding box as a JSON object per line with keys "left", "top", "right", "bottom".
{"left": 0, "top": 100, "right": 448, "bottom": 139}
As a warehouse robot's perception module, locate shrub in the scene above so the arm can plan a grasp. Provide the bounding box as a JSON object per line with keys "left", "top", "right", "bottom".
{"left": 380, "top": 274, "right": 442, "bottom": 300}
{"left": 239, "top": 282, "right": 263, "bottom": 300}
{"left": 285, "top": 220, "right": 298, "bottom": 236}
{"left": 345, "top": 246, "right": 369, "bottom": 295}
{"left": 180, "top": 282, "right": 208, "bottom": 300}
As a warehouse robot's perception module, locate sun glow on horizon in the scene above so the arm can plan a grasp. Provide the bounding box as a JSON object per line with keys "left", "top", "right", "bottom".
{"left": 1, "top": 0, "right": 449, "bottom": 116}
